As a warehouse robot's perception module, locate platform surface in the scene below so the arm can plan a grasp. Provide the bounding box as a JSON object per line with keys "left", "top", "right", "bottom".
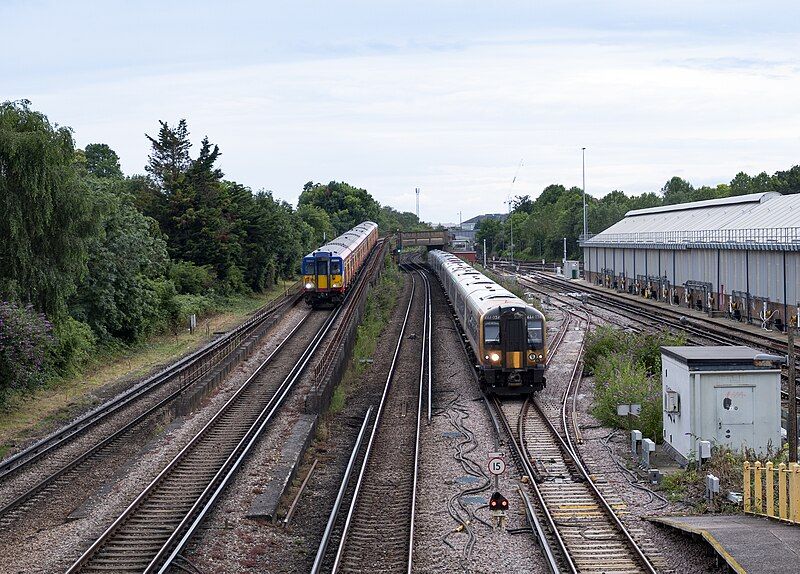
{"left": 648, "top": 514, "right": 800, "bottom": 574}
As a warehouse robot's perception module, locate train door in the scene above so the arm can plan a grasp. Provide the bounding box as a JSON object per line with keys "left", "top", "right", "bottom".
{"left": 315, "top": 257, "right": 330, "bottom": 290}
{"left": 500, "top": 309, "right": 526, "bottom": 369}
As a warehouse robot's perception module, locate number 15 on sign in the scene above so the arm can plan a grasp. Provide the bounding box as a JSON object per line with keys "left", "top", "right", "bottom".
{"left": 488, "top": 457, "right": 506, "bottom": 475}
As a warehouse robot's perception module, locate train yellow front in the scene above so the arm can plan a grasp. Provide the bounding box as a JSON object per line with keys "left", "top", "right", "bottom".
{"left": 302, "top": 221, "right": 378, "bottom": 307}
{"left": 428, "top": 250, "right": 546, "bottom": 394}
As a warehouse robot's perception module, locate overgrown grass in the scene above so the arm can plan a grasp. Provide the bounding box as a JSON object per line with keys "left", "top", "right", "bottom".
{"left": 475, "top": 263, "right": 542, "bottom": 311}
{"left": 659, "top": 444, "right": 784, "bottom": 510}
{"left": 0, "top": 280, "right": 296, "bottom": 450}
{"left": 586, "top": 326, "right": 686, "bottom": 442}
{"left": 327, "top": 255, "right": 403, "bottom": 414}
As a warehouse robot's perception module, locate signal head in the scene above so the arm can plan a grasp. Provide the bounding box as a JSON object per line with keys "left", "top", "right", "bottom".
{"left": 489, "top": 491, "right": 509, "bottom": 511}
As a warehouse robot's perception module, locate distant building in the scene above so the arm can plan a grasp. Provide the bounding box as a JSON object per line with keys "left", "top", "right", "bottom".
{"left": 581, "top": 192, "right": 800, "bottom": 329}
{"left": 447, "top": 213, "right": 507, "bottom": 248}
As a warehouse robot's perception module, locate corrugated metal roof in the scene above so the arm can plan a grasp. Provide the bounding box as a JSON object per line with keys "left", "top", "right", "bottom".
{"left": 584, "top": 193, "right": 800, "bottom": 249}
{"left": 626, "top": 192, "right": 776, "bottom": 216}
{"left": 719, "top": 194, "right": 800, "bottom": 230}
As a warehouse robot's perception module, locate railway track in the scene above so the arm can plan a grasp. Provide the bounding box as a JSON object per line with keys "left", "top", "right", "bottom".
{"left": 312, "top": 262, "right": 431, "bottom": 574}
{"left": 66, "top": 308, "right": 338, "bottom": 574}
{"left": 520, "top": 270, "right": 800, "bottom": 404}
{"left": 522, "top": 269, "right": 786, "bottom": 351}
{"left": 0, "top": 285, "right": 299, "bottom": 483}
{"left": 490, "top": 305, "right": 660, "bottom": 574}
{"left": 0, "top": 286, "right": 300, "bottom": 527}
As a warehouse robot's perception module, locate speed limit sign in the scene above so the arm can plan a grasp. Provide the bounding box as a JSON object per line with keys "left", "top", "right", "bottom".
{"left": 488, "top": 457, "right": 506, "bottom": 476}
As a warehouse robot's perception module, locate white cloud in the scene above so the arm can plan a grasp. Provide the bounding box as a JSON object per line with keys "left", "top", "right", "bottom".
{"left": 8, "top": 20, "right": 800, "bottom": 222}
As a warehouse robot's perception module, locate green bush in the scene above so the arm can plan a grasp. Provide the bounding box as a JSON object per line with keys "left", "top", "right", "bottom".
{"left": 49, "top": 316, "right": 96, "bottom": 376}
{"left": 583, "top": 325, "right": 621, "bottom": 374}
{"left": 351, "top": 256, "right": 402, "bottom": 378}
{"left": 0, "top": 302, "right": 56, "bottom": 404}
{"left": 586, "top": 327, "right": 686, "bottom": 442}
{"left": 592, "top": 354, "right": 662, "bottom": 440}
{"left": 584, "top": 326, "right": 686, "bottom": 375}
{"left": 175, "top": 294, "right": 218, "bottom": 319}
{"left": 169, "top": 261, "right": 216, "bottom": 295}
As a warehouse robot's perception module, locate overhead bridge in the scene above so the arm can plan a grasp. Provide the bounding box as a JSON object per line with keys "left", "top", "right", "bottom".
{"left": 397, "top": 230, "right": 450, "bottom": 250}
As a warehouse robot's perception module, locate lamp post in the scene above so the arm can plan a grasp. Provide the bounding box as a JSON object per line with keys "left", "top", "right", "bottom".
{"left": 505, "top": 199, "right": 514, "bottom": 265}
{"left": 582, "top": 147, "right": 587, "bottom": 241}
{"left": 755, "top": 345, "right": 798, "bottom": 463}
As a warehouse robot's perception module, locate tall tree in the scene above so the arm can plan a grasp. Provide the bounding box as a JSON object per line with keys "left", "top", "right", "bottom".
{"left": 145, "top": 119, "right": 191, "bottom": 193}
{"left": 71, "top": 182, "right": 170, "bottom": 341}
{"left": 298, "top": 181, "right": 381, "bottom": 233}
{"left": 0, "top": 100, "right": 95, "bottom": 317}
{"left": 661, "top": 177, "right": 694, "bottom": 205}
{"left": 85, "top": 143, "right": 123, "bottom": 178}
{"left": 298, "top": 204, "right": 336, "bottom": 246}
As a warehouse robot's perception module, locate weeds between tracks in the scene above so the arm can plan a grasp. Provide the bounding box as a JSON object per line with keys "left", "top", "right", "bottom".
{"left": 328, "top": 255, "right": 402, "bottom": 415}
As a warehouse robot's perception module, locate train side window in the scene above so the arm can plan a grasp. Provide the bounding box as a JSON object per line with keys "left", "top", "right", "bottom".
{"left": 484, "top": 320, "right": 500, "bottom": 345}
{"left": 316, "top": 260, "right": 329, "bottom": 275}
{"left": 527, "top": 319, "right": 543, "bottom": 346}
{"left": 330, "top": 260, "right": 342, "bottom": 274}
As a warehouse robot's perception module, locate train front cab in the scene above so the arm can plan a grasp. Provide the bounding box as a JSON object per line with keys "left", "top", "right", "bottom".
{"left": 480, "top": 306, "right": 546, "bottom": 394}
{"left": 303, "top": 252, "right": 344, "bottom": 307}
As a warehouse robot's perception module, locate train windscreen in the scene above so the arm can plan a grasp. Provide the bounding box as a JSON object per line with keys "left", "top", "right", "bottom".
{"left": 330, "top": 260, "right": 342, "bottom": 274}
{"left": 527, "top": 319, "right": 543, "bottom": 347}
{"left": 484, "top": 320, "right": 500, "bottom": 345}
{"left": 316, "top": 260, "right": 329, "bottom": 275}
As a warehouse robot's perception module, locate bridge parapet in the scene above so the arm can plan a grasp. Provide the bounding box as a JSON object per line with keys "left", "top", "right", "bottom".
{"left": 397, "top": 230, "right": 450, "bottom": 249}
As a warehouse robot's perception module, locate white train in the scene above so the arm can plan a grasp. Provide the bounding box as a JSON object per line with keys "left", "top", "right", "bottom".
{"left": 428, "top": 250, "right": 546, "bottom": 394}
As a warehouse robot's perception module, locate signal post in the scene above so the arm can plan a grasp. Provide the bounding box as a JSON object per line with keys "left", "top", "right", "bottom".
{"left": 488, "top": 452, "right": 509, "bottom": 531}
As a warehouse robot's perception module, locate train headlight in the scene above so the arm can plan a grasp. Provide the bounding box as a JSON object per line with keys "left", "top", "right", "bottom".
{"left": 489, "top": 352, "right": 501, "bottom": 362}
{"left": 538, "top": 353, "right": 544, "bottom": 360}
{"left": 528, "top": 353, "right": 536, "bottom": 361}
{"left": 332, "top": 281, "right": 341, "bottom": 288}
{"left": 305, "top": 282, "right": 315, "bottom": 289}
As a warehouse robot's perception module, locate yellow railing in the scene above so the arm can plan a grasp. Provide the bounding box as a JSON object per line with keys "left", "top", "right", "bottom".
{"left": 743, "top": 461, "right": 800, "bottom": 523}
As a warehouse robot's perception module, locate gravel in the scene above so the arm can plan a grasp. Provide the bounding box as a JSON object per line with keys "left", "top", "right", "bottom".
{"left": 413, "top": 277, "right": 547, "bottom": 574}
{"left": 541, "top": 299, "right": 727, "bottom": 574}
{"left": 7, "top": 272, "right": 732, "bottom": 573}
{"left": 0, "top": 304, "right": 311, "bottom": 574}
{"left": 180, "top": 277, "right": 418, "bottom": 573}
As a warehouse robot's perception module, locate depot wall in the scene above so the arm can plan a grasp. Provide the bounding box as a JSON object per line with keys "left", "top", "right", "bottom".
{"left": 583, "top": 245, "right": 800, "bottom": 326}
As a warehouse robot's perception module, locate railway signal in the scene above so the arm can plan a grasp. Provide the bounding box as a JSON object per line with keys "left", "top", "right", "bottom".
{"left": 489, "top": 491, "right": 509, "bottom": 511}
{"left": 489, "top": 491, "right": 509, "bottom": 531}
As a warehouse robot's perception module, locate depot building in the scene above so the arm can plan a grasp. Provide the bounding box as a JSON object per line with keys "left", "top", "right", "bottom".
{"left": 580, "top": 192, "right": 800, "bottom": 330}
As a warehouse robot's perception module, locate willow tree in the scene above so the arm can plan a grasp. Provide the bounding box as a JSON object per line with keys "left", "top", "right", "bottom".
{"left": 0, "top": 100, "right": 94, "bottom": 317}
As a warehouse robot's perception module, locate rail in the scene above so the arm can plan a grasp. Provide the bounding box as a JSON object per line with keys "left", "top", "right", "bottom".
{"left": 312, "top": 239, "right": 388, "bottom": 384}
{"left": 744, "top": 461, "right": 800, "bottom": 523}
{"left": 66, "top": 307, "right": 338, "bottom": 573}
{"left": 523, "top": 270, "right": 800, "bottom": 405}
{"left": 330, "top": 270, "right": 419, "bottom": 573}
{"left": 0, "top": 281, "right": 301, "bottom": 482}
{"left": 486, "top": 296, "right": 657, "bottom": 573}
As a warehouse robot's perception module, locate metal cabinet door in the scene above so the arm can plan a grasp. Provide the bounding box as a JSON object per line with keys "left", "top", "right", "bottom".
{"left": 715, "top": 386, "right": 755, "bottom": 449}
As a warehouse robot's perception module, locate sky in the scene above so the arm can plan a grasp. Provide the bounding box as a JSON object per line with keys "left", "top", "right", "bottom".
{"left": 3, "top": 1, "right": 799, "bottom": 224}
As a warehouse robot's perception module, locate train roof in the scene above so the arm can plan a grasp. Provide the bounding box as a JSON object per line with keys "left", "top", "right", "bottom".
{"left": 429, "top": 250, "right": 540, "bottom": 316}
{"left": 305, "top": 221, "right": 378, "bottom": 259}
